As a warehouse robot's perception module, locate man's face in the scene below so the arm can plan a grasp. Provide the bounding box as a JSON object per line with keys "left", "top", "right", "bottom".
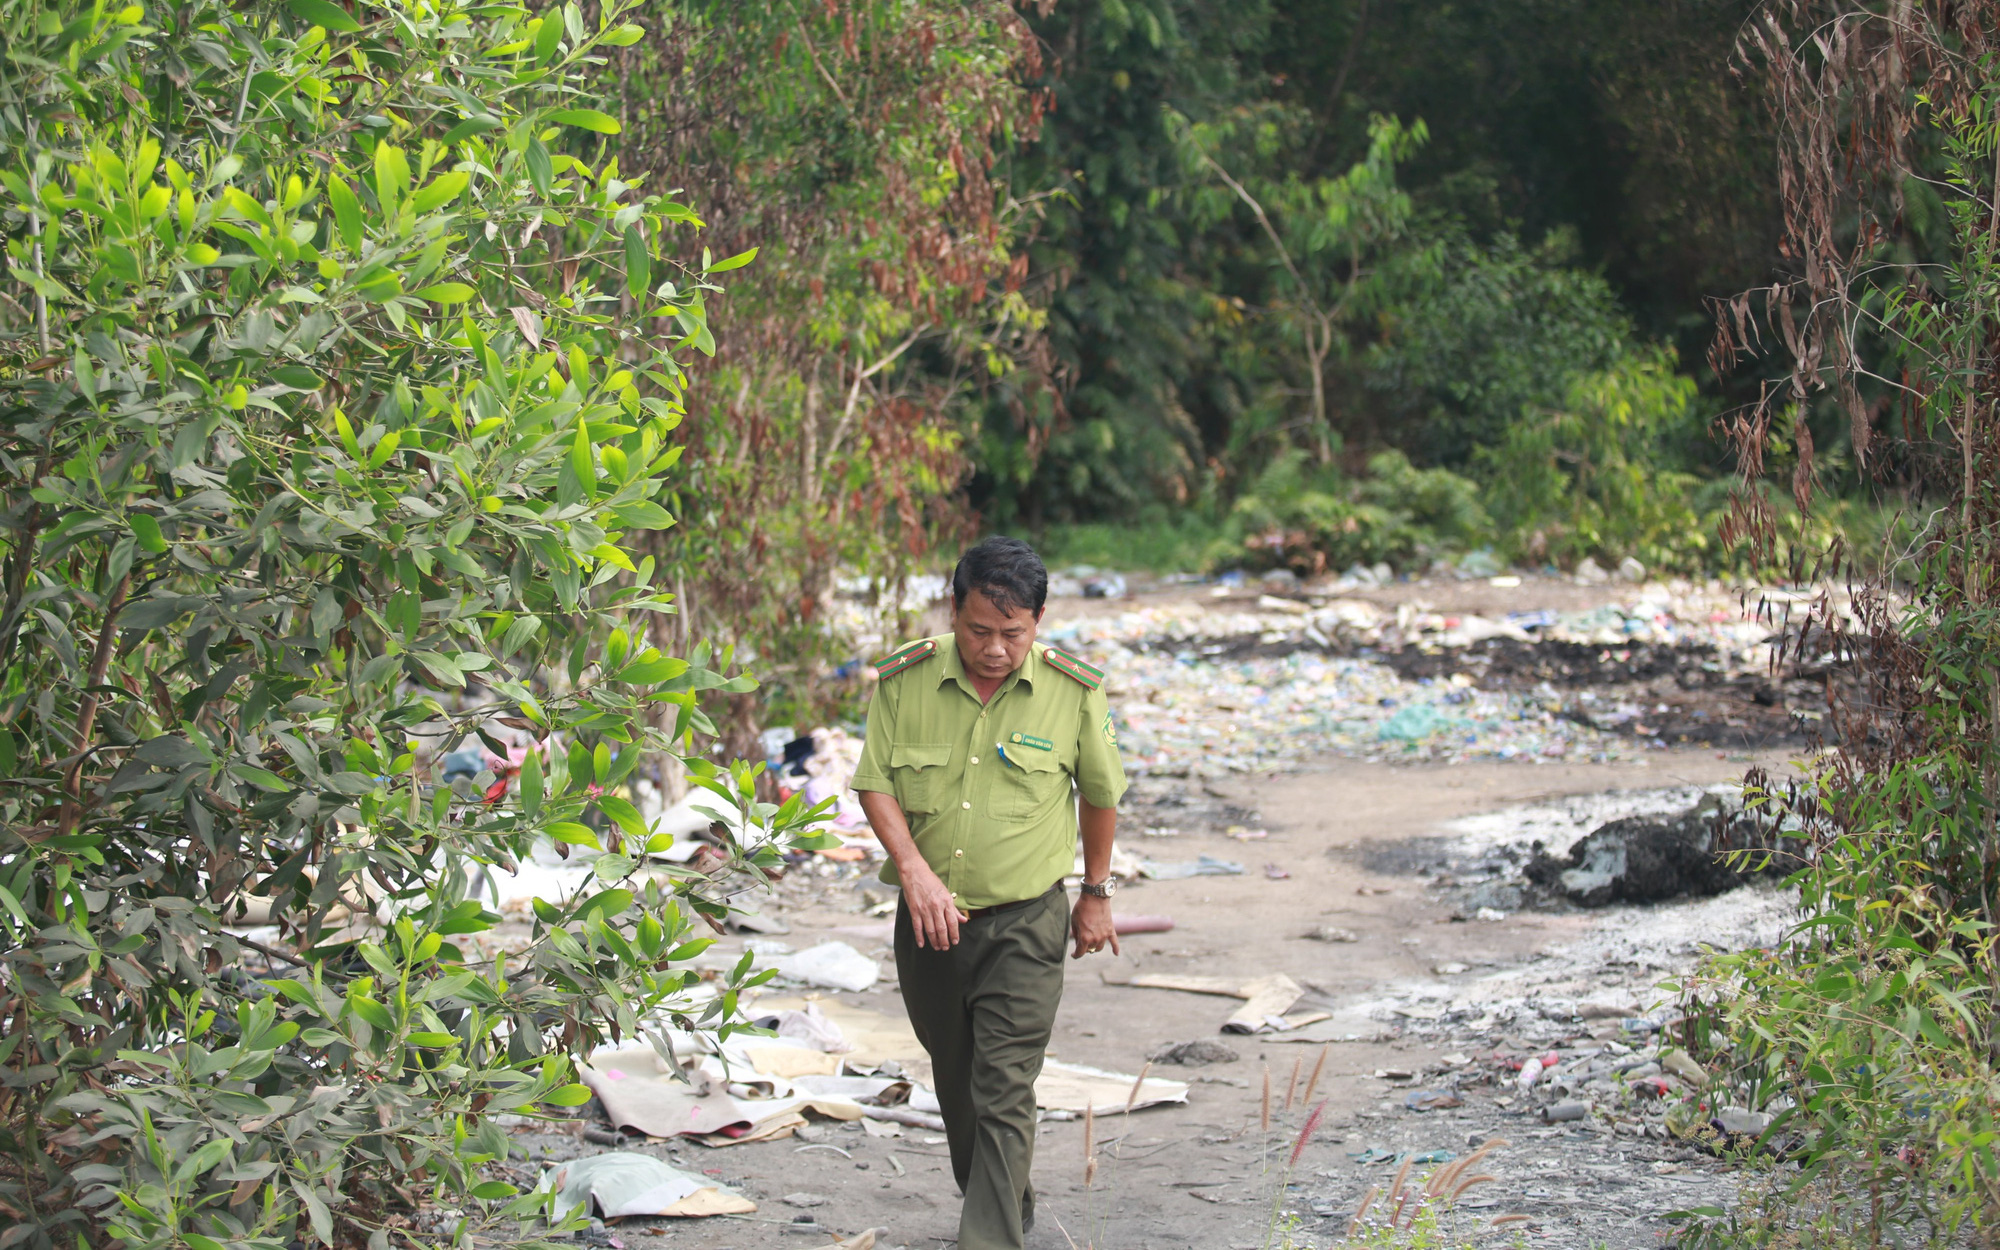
{"left": 951, "top": 589, "right": 1042, "bottom": 683}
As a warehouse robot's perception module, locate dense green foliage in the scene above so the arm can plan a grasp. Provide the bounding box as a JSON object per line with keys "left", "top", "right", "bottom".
{"left": 1677, "top": 2, "right": 2000, "bottom": 1243}
{"left": 971, "top": 0, "right": 1787, "bottom": 573}
{"left": 0, "top": 1, "right": 827, "bottom": 1245}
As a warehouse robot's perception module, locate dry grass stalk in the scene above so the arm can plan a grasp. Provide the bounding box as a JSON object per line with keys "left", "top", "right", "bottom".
{"left": 1384, "top": 1155, "right": 1421, "bottom": 1229}
{"left": 1082, "top": 1102, "right": 1098, "bottom": 1188}
{"left": 1260, "top": 1065, "right": 1271, "bottom": 1133}
{"left": 1283, "top": 1055, "right": 1301, "bottom": 1110}
{"left": 1491, "top": 1214, "right": 1531, "bottom": 1227}
{"left": 1389, "top": 1187, "right": 1416, "bottom": 1229}
{"left": 1451, "top": 1173, "right": 1498, "bottom": 1200}
{"left": 1344, "top": 1184, "right": 1380, "bottom": 1239}
{"left": 1433, "top": 1136, "right": 1505, "bottom": 1201}
{"left": 1287, "top": 1099, "right": 1326, "bottom": 1168}
{"left": 1124, "top": 1061, "right": 1152, "bottom": 1114}
{"left": 1386, "top": 1156, "right": 1414, "bottom": 1202}
{"left": 1301, "top": 1043, "right": 1328, "bottom": 1105}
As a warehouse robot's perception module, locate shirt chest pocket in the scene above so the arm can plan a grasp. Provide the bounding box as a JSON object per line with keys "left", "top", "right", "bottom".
{"left": 993, "top": 746, "right": 1070, "bottom": 822}
{"left": 891, "top": 744, "right": 954, "bottom": 814}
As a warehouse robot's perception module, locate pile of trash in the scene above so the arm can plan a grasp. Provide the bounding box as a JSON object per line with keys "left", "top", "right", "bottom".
{"left": 1035, "top": 577, "right": 1834, "bottom": 774}
{"left": 762, "top": 726, "right": 877, "bottom": 856}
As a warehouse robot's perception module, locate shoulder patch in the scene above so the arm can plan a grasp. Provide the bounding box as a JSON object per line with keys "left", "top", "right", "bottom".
{"left": 873, "top": 638, "right": 937, "bottom": 680}
{"left": 1042, "top": 645, "right": 1105, "bottom": 691}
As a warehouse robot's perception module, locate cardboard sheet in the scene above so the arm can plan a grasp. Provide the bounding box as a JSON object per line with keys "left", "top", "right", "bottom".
{"left": 1034, "top": 1060, "right": 1190, "bottom": 1113}
{"left": 1223, "top": 973, "right": 1307, "bottom": 1033}
{"left": 580, "top": 1044, "right": 868, "bottom": 1144}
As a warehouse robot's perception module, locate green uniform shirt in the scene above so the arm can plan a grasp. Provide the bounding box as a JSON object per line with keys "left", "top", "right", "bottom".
{"left": 852, "top": 635, "right": 1128, "bottom": 910}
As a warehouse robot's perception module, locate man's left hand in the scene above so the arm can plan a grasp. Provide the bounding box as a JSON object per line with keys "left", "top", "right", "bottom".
{"left": 1070, "top": 893, "right": 1119, "bottom": 959}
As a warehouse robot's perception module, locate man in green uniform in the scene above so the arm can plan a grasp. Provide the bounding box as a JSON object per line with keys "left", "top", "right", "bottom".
{"left": 851, "top": 537, "right": 1126, "bottom": 1250}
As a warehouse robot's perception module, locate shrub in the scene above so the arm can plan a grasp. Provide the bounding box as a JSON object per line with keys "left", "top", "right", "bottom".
{"left": 1678, "top": 1, "right": 2000, "bottom": 1243}
{"left": 1229, "top": 448, "right": 1488, "bottom": 575}
{"left": 0, "top": 1, "right": 825, "bottom": 1247}
{"left": 1479, "top": 348, "right": 1712, "bottom": 571}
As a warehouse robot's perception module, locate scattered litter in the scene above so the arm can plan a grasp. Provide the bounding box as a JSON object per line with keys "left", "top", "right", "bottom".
{"left": 1139, "top": 854, "right": 1245, "bottom": 880}
{"left": 541, "top": 1152, "right": 755, "bottom": 1219}
{"left": 748, "top": 1003, "right": 853, "bottom": 1054}
{"left": 1405, "top": 1089, "right": 1463, "bottom": 1112}
{"left": 1713, "top": 1107, "right": 1772, "bottom": 1136}
{"left": 1037, "top": 575, "right": 1801, "bottom": 776}
{"left": 1263, "top": 863, "right": 1291, "bottom": 880}
{"left": 781, "top": 1193, "right": 829, "bottom": 1208}
{"left": 860, "top": 1118, "right": 904, "bottom": 1138}
{"left": 1149, "top": 1039, "right": 1241, "bottom": 1066}
{"left": 1347, "top": 1147, "right": 1454, "bottom": 1166}
{"left": 1432, "top": 962, "right": 1468, "bottom": 976}
{"left": 1661, "top": 1048, "right": 1710, "bottom": 1087}
{"left": 1303, "top": 925, "right": 1359, "bottom": 942}
{"left": 1540, "top": 1100, "right": 1589, "bottom": 1123}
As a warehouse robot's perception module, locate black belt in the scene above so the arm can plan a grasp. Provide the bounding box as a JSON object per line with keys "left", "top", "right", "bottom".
{"left": 964, "top": 883, "right": 1062, "bottom": 920}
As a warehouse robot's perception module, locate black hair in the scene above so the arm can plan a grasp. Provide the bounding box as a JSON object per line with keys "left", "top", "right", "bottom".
{"left": 951, "top": 536, "right": 1048, "bottom": 617}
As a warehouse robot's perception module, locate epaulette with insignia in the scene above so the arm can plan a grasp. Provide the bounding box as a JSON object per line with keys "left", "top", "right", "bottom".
{"left": 1042, "top": 645, "right": 1105, "bottom": 690}
{"left": 873, "top": 638, "right": 937, "bottom": 679}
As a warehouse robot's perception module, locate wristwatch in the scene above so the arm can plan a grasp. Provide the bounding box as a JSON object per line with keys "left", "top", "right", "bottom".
{"left": 1079, "top": 877, "right": 1118, "bottom": 899}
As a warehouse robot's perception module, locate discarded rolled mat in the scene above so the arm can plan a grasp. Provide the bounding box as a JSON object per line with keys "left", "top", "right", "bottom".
{"left": 541, "top": 1151, "right": 755, "bottom": 1219}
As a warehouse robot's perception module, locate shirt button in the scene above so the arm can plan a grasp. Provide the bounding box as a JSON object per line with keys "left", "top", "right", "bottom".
{"left": 969, "top": 756, "right": 979, "bottom": 765}
{"left": 954, "top": 849, "right": 964, "bottom": 857}
{"left": 961, "top": 801, "right": 971, "bottom": 809}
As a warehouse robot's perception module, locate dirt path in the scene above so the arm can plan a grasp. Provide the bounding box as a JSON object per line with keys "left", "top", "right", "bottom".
{"left": 539, "top": 745, "right": 1795, "bottom": 1250}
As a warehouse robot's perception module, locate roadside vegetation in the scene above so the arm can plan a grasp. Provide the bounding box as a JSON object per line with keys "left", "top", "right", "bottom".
{"left": 0, "top": 0, "right": 831, "bottom": 1244}
{"left": 1674, "top": 1, "right": 2000, "bottom": 1244}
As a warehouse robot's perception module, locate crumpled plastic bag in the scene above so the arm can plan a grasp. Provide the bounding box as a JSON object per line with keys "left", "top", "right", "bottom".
{"left": 770, "top": 941, "right": 881, "bottom": 992}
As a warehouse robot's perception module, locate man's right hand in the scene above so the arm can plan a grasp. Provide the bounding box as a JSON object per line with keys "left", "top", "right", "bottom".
{"left": 900, "top": 861, "right": 969, "bottom": 950}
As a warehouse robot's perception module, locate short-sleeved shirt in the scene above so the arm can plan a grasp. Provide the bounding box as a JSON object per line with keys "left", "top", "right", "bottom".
{"left": 851, "top": 635, "right": 1128, "bottom": 910}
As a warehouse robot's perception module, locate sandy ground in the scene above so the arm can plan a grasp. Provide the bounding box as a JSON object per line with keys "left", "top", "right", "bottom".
{"left": 515, "top": 744, "right": 1800, "bottom": 1250}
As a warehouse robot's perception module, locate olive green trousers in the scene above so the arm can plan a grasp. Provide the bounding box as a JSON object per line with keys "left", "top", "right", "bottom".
{"left": 895, "top": 886, "right": 1068, "bottom": 1250}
